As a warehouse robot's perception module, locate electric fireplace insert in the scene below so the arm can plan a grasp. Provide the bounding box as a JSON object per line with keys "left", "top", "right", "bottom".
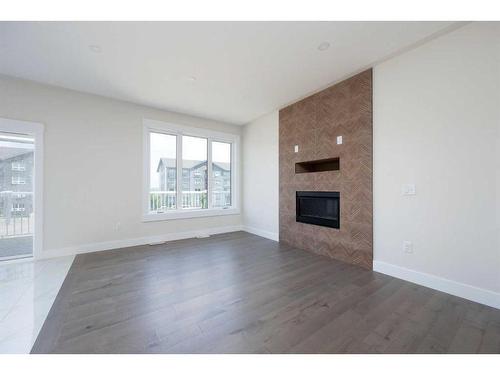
{"left": 296, "top": 191, "right": 340, "bottom": 229}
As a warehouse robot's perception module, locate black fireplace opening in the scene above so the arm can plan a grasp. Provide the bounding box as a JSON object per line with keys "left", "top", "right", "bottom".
{"left": 296, "top": 191, "right": 340, "bottom": 229}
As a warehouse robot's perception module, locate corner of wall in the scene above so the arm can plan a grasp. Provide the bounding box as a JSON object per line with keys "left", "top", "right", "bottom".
{"left": 241, "top": 110, "right": 279, "bottom": 240}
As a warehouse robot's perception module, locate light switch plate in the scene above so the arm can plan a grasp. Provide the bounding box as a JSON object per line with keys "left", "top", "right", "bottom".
{"left": 294, "top": 145, "right": 299, "bottom": 153}
{"left": 401, "top": 184, "right": 416, "bottom": 195}
{"left": 336, "top": 136, "right": 343, "bottom": 145}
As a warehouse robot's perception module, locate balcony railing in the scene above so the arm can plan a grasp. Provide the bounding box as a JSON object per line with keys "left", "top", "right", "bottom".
{"left": 149, "top": 190, "right": 231, "bottom": 213}
{"left": 150, "top": 191, "right": 177, "bottom": 212}
{"left": 0, "top": 191, "right": 33, "bottom": 238}
{"left": 212, "top": 190, "right": 231, "bottom": 208}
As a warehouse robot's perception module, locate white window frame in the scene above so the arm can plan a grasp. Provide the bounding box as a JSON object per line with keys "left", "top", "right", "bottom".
{"left": 143, "top": 119, "right": 240, "bottom": 222}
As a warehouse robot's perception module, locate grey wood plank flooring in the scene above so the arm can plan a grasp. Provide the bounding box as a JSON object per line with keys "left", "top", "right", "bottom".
{"left": 31, "top": 231, "right": 500, "bottom": 354}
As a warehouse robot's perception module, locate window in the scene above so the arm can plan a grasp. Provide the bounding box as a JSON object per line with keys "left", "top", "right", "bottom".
{"left": 211, "top": 141, "right": 231, "bottom": 208}
{"left": 12, "top": 176, "right": 26, "bottom": 185}
{"left": 143, "top": 120, "right": 239, "bottom": 221}
{"left": 149, "top": 132, "right": 176, "bottom": 212}
{"left": 12, "top": 203, "right": 25, "bottom": 212}
{"left": 11, "top": 162, "right": 25, "bottom": 171}
{"left": 182, "top": 136, "right": 207, "bottom": 209}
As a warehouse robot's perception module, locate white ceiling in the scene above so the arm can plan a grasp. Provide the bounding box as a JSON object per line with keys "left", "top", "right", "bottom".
{"left": 0, "top": 22, "right": 457, "bottom": 125}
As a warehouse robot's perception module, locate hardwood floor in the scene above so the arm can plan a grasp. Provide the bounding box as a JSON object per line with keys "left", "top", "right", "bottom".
{"left": 31, "top": 231, "right": 500, "bottom": 354}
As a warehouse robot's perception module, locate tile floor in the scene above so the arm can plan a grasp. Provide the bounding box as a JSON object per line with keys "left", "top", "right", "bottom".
{"left": 0, "top": 255, "right": 74, "bottom": 353}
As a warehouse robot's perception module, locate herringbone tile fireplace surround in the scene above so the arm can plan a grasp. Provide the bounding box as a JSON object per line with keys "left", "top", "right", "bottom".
{"left": 279, "top": 69, "right": 373, "bottom": 269}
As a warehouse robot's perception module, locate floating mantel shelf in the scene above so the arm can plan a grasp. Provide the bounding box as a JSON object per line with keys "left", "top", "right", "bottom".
{"left": 295, "top": 157, "right": 340, "bottom": 174}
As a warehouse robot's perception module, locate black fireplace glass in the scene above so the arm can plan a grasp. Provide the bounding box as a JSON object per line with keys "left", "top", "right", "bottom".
{"left": 296, "top": 191, "right": 340, "bottom": 229}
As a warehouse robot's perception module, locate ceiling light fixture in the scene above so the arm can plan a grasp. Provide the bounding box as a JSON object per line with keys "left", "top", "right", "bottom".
{"left": 89, "top": 45, "right": 102, "bottom": 53}
{"left": 317, "top": 42, "right": 330, "bottom": 51}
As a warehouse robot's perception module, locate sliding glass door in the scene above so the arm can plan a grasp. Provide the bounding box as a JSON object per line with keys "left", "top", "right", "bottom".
{"left": 0, "top": 124, "right": 39, "bottom": 260}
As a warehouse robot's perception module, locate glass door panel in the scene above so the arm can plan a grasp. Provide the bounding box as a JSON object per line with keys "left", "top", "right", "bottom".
{"left": 0, "top": 132, "right": 34, "bottom": 260}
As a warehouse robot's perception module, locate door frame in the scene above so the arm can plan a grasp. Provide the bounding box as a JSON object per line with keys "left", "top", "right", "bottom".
{"left": 0, "top": 117, "right": 44, "bottom": 259}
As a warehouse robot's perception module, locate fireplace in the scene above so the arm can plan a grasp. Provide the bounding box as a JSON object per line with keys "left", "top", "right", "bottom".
{"left": 296, "top": 191, "right": 340, "bottom": 229}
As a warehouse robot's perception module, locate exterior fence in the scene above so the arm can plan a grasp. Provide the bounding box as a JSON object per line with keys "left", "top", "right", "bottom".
{"left": 149, "top": 190, "right": 231, "bottom": 212}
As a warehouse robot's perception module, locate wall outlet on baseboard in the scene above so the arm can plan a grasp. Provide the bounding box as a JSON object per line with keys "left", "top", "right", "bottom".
{"left": 403, "top": 240, "right": 413, "bottom": 253}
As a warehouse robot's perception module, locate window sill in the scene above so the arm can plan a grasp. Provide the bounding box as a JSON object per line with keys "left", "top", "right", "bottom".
{"left": 142, "top": 207, "right": 240, "bottom": 222}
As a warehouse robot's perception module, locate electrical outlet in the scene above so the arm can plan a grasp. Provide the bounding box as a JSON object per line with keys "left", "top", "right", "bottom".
{"left": 401, "top": 184, "right": 416, "bottom": 196}
{"left": 403, "top": 241, "right": 413, "bottom": 254}
{"left": 294, "top": 145, "right": 299, "bottom": 153}
{"left": 336, "top": 136, "right": 343, "bottom": 145}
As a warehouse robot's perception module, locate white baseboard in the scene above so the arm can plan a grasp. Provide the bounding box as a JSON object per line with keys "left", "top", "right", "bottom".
{"left": 242, "top": 226, "right": 279, "bottom": 242}
{"left": 373, "top": 260, "right": 500, "bottom": 310}
{"left": 40, "top": 225, "right": 244, "bottom": 259}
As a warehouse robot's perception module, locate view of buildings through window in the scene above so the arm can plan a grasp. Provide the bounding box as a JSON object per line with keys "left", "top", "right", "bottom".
{"left": 149, "top": 131, "right": 232, "bottom": 213}
{"left": 181, "top": 135, "right": 208, "bottom": 209}
{"left": 211, "top": 141, "right": 231, "bottom": 208}
{"left": 150, "top": 132, "right": 177, "bottom": 210}
{"left": 0, "top": 133, "right": 34, "bottom": 258}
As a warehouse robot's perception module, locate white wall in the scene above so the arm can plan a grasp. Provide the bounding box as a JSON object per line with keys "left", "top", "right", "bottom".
{"left": 242, "top": 111, "right": 279, "bottom": 241}
{"left": 0, "top": 75, "right": 243, "bottom": 257}
{"left": 373, "top": 22, "right": 500, "bottom": 308}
